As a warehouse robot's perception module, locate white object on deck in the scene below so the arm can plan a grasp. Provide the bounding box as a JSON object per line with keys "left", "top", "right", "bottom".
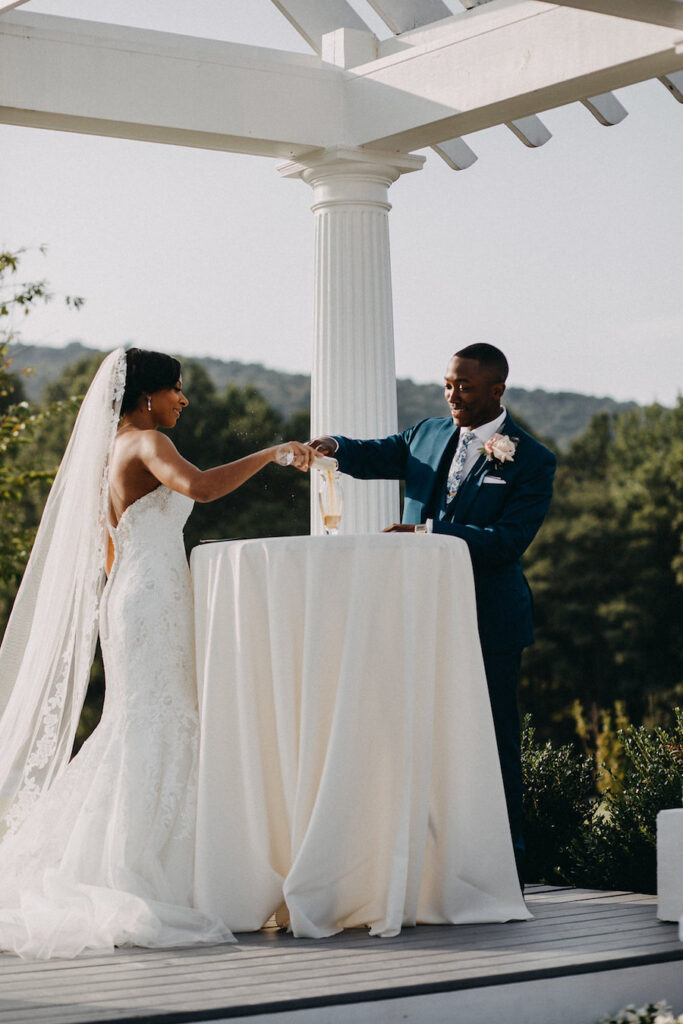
{"left": 657, "top": 807, "right": 683, "bottom": 922}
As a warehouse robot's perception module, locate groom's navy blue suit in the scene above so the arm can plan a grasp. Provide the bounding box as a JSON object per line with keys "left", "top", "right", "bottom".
{"left": 333, "top": 412, "right": 556, "bottom": 870}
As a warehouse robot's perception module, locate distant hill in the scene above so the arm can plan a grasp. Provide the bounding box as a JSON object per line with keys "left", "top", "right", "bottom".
{"left": 8, "top": 341, "right": 638, "bottom": 449}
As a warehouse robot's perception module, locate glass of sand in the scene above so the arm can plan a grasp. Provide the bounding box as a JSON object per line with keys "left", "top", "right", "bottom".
{"left": 314, "top": 455, "right": 343, "bottom": 535}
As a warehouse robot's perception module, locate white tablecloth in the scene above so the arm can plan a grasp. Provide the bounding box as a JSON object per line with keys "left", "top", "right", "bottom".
{"left": 191, "top": 533, "right": 530, "bottom": 937}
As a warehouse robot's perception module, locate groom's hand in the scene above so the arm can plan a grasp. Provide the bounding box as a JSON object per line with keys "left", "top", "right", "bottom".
{"left": 308, "top": 436, "right": 338, "bottom": 456}
{"left": 382, "top": 524, "right": 417, "bottom": 533}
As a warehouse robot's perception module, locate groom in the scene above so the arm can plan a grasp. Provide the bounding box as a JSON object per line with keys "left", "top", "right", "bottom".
{"left": 309, "top": 343, "right": 556, "bottom": 886}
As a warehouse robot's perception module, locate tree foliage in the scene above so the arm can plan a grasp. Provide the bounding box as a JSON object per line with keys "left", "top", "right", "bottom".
{"left": 0, "top": 251, "right": 82, "bottom": 587}
{"left": 12, "top": 341, "right": 638, "bottom": 449}
{"left": 522, "top": 403, "right": 683, "bottom": 751}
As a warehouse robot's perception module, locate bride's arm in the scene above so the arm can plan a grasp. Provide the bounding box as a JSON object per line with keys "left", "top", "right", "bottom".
{"left": 138, "top": 431, "right": 316, "bottom": 502}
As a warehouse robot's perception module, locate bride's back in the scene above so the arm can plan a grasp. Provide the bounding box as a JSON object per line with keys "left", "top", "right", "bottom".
{"left": 109, "top": 429, "right": 162, "bottom": 528}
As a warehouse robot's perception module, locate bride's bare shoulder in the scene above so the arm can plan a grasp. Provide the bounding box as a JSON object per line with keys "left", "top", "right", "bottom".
{"left": 113, "top": 428, "right": 176, "bottom": 457}
{"left": 109, "top": 429, "right": 172, "bottom": 518}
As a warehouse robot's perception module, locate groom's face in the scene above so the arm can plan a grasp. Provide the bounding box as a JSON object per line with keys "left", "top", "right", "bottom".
{"left": 444, "top": 357, "right": 505, "bottom": 429}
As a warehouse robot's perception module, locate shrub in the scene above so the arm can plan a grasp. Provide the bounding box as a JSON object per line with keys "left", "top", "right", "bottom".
{"left": 598, "top": 1001, "right": 682, "bottom": 1024}
{"left": 522, "top": 710, "right": 683, "bottom": 892}
{"left": 521, "top": 715, "right": 597, "bottom": 884}
{"left": 578, "top": 710, "right": 683, "bottom": 893}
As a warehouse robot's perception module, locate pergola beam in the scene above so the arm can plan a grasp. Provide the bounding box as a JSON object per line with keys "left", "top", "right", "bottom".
{"left": 365, "top": 0, "right": 453, "bottom": 34}
{"left": 660, "top": 70, "right": 683, "bottom": 101}
{"left": 2, "top": 5, "right": 682, "bottom": 160}
{"left": 544, "top": 0, "right": 683, "bottom": 31}
{"left": 461, "top": 0, "right": 628, "bottom": 130}
{"left": 0, "top": 12, "right": 343, "bottom": 158}
{"left": 581, "top": 91, "right": 628, "bottom": 125}
{"left": 363, "top": 1, "right": 554, "bottom": 153}
{"left": 347, "top": 2, "right": 683, "bottom": 150}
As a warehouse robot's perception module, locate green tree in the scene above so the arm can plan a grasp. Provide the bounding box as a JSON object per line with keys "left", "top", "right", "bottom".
{"left": 606, "top": 402, "right": 683, "bottom": 720}
{"left": 522, "top": 404, "right": 683, "bottom": 751}
{"left": 0, "top": 250, "right": 83, "bottom": 589}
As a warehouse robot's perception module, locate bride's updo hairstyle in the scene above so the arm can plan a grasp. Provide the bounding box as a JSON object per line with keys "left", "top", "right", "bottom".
{"left": 120, "top": 348, "right": 182, "bottom": 416}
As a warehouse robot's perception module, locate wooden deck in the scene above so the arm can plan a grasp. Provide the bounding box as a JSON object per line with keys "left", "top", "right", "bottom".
{"left": 1, "top": 886, "right": 682, "bottom": 1024}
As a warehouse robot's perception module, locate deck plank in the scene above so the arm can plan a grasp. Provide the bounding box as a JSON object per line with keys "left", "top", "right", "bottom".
{"left": 0, "top": 888, "right": 680, "bottom": 1024}
{"left": 0, "top": 912, "right": 670, "bottom": 990}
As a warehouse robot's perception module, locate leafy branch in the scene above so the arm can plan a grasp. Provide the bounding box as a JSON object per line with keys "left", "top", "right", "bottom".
{"left": 0, "top": 249, "right": 84, "bottom": 584}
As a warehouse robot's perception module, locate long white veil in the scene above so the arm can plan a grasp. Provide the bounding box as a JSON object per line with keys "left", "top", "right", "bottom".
{"left": 0, "top": 348, "right": 126, "bottom": 841}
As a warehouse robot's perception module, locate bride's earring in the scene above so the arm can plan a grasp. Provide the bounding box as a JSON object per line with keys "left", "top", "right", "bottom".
{"left": 146, "top": 397, "right": 152, "bottom": 412}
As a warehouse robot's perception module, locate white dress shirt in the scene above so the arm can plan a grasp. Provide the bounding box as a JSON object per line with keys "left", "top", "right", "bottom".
{"left": 456, "top": 406, "right": 507, "bottom": 480}
{"left": 425, "top": 406, "right": 507, "bottom": 532}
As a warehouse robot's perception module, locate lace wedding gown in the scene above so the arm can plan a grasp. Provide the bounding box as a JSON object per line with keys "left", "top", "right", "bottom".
{"left": 0, "top": 485, "right": 234, "bottom": 959}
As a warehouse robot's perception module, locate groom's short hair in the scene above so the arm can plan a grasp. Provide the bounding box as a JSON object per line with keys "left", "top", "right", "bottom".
{"left": 455, "top": 343, "right": 508, "bottom": 382}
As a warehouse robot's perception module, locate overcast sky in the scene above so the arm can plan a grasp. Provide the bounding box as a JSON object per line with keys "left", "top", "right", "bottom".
{"left": 1, "top": 0, "right": 682, "bottom": 404}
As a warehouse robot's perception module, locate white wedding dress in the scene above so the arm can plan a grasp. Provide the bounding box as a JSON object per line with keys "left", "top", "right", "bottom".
{"left": 0, "top": 484, "right": 234, "bottom": 959}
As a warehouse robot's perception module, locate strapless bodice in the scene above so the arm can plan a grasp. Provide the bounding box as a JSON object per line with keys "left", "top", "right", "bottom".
{"left": 100, "top": 484, "right": 197, "bottom": 717}
{"left": 109, "top": 485, "right": 194, "bottom": 560}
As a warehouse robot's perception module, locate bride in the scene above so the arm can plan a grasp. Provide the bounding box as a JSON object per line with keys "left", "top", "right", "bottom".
{"left": 0, "top": 347, "right": 315, "bottom": 960}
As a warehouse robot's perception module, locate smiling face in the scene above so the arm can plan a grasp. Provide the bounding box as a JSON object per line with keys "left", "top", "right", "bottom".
{"left": 148, "top": 379, "right": 189, "bottom": 429}
{"left": 444, "top": 356, "right": 505, "bottom": 429}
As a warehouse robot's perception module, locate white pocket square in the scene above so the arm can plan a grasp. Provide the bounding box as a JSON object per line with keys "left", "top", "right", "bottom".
{"left": 483, "top": 476, "right": 506, "bottom": 485}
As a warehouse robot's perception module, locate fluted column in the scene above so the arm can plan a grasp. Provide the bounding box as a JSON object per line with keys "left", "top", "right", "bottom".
{"left": 279, "top": 147, "right": 424, "bottom": 534}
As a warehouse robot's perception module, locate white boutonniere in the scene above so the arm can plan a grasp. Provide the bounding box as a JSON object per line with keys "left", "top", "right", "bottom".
{"left": 480, "top": 433, "right": 518, "bottom": 469}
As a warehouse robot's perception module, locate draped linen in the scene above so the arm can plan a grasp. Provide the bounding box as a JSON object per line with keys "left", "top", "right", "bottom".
{"left": 191, "top": 533, "right": 530, "bottom": 937}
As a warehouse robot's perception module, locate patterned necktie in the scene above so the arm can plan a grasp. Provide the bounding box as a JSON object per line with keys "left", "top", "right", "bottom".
{"left": 446, "top": 429, "right": 476, "bottom": 502}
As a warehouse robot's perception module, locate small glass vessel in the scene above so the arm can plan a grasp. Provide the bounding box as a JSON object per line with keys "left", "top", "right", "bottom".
{"left": 275, "top": 445, "right": 295, "bottom": 466}
{"left": 315, "top": 457, "right": 343, "bottom": 535}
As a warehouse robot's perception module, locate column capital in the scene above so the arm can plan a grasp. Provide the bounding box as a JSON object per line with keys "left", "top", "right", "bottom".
{"left": 278, "top": 147, "right": 424, "bottom": 214}
{"left": 278, "top": 146, "right": 424, "bottom": 179}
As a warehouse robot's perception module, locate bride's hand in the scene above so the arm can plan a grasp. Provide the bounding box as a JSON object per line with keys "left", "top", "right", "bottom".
{"left": 272, "top": 442, "right": 319, "bottom": 471}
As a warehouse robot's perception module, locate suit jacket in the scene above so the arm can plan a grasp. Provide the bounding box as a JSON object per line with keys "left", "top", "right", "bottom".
{"left": 334, "top": 413, "right": 556, "bottom": 653}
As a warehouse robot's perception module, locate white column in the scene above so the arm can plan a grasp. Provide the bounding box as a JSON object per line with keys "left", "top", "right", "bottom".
{"left": 279, "top": 147, "right": 424, "bottom": 535}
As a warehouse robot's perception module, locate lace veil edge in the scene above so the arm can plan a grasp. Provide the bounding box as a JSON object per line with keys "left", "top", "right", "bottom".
{"left": 0, "top": 347, "right": 126, "bottom": 840}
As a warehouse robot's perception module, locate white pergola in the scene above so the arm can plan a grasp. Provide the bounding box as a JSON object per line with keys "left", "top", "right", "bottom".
{"left": 1, "top": 0, "right": 682, "bottom": 531}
